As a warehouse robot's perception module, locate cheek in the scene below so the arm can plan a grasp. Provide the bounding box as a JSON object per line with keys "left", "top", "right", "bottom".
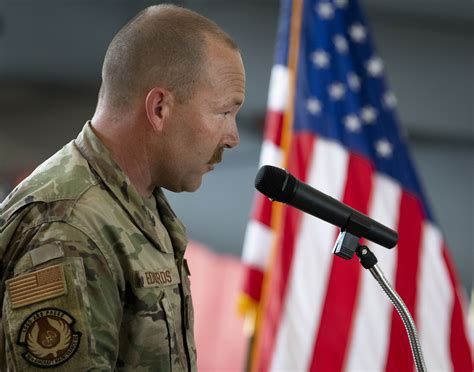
{"left": 195, "top": 118, "right": 222, "bottom": 146}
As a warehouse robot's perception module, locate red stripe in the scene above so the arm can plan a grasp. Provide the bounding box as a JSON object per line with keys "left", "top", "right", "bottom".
{"left": 241, "top": 265, "right": 265, "bottom": 302}
{"left": 264, "top": 110, "right": 284, "bottom": 146}
{"left": 255, "top": 132, "right": 315, "bottom": 371}
{"left": 441, "top": 245, "right": 473, "bottom": 371}
{"left": 309, "top": 153, "right": 374, "bottom": 372}
{"left": 385, "top": 192, "right": 424, "bottom": 372}
{"left": 252, "top": 193, "right": 273, "bottom": 228}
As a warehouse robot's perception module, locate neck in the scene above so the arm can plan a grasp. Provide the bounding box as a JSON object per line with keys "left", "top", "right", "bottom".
{"left": 91, "top": 111, "right": 155, "bottom": 198}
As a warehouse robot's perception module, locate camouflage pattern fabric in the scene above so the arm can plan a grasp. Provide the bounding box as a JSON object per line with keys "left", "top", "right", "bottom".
{"left": 0, "top": 122, "right": 196, "bottom": 371}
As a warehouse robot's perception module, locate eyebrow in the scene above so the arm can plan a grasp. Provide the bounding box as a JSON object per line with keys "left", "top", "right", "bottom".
{"left": 221, "top": 99, "right": 243, "bottom": 109}
{"left": 218, "top": 94, "right": 245, "bottom": 111}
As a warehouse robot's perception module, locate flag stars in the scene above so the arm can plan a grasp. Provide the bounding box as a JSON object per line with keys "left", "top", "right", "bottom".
{"left": 344, "top": 115, "right": 361, "bottom": 132}
{"left": 328, "top": 82, "right": 346, "bottom": 100}
{"left": 383, "top": 91, "right": 398, "bottom": 109}
{"left": 316, "top": 2, "right": 334, "bottom": 19}
{"left": 333, "top": 35, "right": 348, "bottom": 53}
{"left": 366, "top": 56, "right": 384, "bottom": 77}
{"left": 347, "top": 72, "right": 361, "bottom": 91}
{"left": 349, "top": 23, "right": 367, "bottom": 43}
{"left": 311, "top": 50, "right": 330, "bottom": 68}
{"left": 306, "top": 97, "right": 322, "bottom": 115}
{"left": 334, "top": 0, "right": 348, "bottom": 8}
{"left": 375, "top": 139, "right": 393, "bottom": 158}
{"left": 361, "top": 106, "right": 378, "bottom": 123}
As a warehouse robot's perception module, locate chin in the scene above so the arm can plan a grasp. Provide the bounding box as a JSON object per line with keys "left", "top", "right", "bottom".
{"left": 187, "top": 182, "right": 202, "bottom": 193}
{"left": 180, "top": 177, "right": 203, "bottom": 193}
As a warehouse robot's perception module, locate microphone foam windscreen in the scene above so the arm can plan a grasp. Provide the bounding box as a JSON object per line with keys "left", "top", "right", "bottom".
{"left": 254, "top": 165, "right": 287, "bottom": 200}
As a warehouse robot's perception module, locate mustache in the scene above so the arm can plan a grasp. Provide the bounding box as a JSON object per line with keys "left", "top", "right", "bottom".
{"left": 209, "top": 147, "right": 225, "bottom": 164}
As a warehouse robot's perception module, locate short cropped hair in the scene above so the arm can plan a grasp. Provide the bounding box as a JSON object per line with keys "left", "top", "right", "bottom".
{"left": 101, "top": 4, "right": 238, "bottom": 109}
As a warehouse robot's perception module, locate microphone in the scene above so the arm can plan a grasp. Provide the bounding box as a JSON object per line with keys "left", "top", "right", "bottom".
{"left": 254, "top": 165, "right": 398, "bottom": 249}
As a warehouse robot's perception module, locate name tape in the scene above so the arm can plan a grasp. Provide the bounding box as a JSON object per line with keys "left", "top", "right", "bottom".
{"left": 135, "top": 268, "right": 180, "bottom": 289}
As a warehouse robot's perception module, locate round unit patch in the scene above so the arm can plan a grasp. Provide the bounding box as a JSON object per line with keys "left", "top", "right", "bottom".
{"left": 17, "top": 308, "right": 81, "bottom": 368}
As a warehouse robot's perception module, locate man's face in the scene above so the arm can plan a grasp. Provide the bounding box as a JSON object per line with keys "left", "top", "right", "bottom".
{"left": 161, "top": 40, "right": 245, "bottom": 192}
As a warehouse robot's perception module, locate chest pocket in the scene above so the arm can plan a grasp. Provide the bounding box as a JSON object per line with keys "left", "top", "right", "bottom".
{"left": 118, "top": 266, "right": 186, "bottom": 371}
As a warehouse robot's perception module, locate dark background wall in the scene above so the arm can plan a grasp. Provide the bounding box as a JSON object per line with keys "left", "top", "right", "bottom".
{"left": 0, "top": 0, "right": 472, "bottom": 293}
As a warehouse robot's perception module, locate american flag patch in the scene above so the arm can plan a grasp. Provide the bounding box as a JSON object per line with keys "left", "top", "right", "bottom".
{"left": 6, "top": 265, "right": 67, "bottom": 309}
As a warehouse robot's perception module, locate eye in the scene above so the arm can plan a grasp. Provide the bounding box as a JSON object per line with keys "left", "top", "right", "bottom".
{"left": 223, "top": 111, "right": 231, "bottom": 117}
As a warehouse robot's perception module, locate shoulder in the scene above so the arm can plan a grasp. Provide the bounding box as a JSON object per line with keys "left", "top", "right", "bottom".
{"left": 0, "top": 141, "right": 100, "bottom": 231}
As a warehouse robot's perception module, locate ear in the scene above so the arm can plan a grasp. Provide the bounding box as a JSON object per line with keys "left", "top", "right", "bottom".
{"left": 145, "top": 87, "right": 173, "bottom": 133}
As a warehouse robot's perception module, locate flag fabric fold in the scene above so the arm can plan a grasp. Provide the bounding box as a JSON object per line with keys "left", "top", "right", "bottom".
{"left": 240, "top": 0, "right": 472, "bottom": 370}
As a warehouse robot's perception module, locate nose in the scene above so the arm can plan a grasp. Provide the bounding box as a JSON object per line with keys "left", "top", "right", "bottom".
{"left": 224, "top": 120, "right": 240, "bottom": 149}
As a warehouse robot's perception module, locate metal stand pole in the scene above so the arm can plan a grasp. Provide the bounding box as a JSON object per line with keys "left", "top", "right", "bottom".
{"left": 356, "top": 245, "right": 427, "bottom": 372}
{"left": 333, "top": 231, "right": 427, "bottom": 371}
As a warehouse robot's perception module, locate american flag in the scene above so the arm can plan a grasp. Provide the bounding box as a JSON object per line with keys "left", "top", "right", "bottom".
{"left": 239, "top": 0, "right": 472, "bottom": 370}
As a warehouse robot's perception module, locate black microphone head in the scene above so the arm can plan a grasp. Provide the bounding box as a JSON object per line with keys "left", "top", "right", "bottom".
{"left": 255, "top": 165, "right": 297, "bottom": 202}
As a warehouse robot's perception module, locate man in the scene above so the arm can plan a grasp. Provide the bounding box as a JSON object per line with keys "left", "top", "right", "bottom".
{"left": 0, "top": 4, "right": 245, "bottom": 371}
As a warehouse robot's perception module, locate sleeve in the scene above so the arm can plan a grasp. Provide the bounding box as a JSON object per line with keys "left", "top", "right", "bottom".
{"left": 2, "top": 221, "right": 122, "bottom": 371}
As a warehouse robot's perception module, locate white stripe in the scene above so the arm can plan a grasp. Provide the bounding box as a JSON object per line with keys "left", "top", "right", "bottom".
{"left": 241, "top": 140, "right": 282, "bottom": 270}
{"left": 242, "top": 220, "right": 274, "bottom": 270}
{"left": 259, "top": 139, "right": 284, "bottom": 168}
{"left": 270, "top": 138, "right": 349, "bottom": 371}
{"left": 267, "top": 65, "right": 290, "bottom": 111}
{"left": 345, "top": 175, "right": 401, "bottom": 372}
{"left": 416, "top": 223, "right": 453, "bottom": 372}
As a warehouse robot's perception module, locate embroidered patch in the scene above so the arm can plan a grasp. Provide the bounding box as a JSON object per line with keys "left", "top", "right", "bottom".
{"left": 17, "top": 308, "right": 81, "bottom": 368}
{"left": 6, "top": 265, "right": 67, "bottom": 309}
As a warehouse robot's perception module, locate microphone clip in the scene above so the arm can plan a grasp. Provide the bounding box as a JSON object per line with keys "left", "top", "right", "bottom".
{"left": 333, "top": 231, "right": 360, "bottom": 260}
{"left": 333, "top": 211, "right": 372, "bottom": 260}
{"left": 333, "top": 230, "right": 378, "bottom": 269}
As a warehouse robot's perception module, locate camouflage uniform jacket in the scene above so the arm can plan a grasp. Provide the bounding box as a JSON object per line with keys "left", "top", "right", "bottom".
{"left": 0, "top": 122, "right": 197, "bottom": 371}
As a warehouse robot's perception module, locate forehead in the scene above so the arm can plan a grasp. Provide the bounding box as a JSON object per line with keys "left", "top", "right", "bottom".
{"left": 200, "top": 42, "right": 245, "bottom": 103}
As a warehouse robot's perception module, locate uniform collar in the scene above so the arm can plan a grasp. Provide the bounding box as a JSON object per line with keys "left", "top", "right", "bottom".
{"left": 74, "top": 121, "right": 187, "bottom": 254}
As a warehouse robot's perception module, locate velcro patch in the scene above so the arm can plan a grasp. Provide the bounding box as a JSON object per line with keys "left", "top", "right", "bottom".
{"left": 7, "top": 265, "right": 67, "bottom": 309}
{"left": 30, "top": 242, "right": 64, "bottom": 267}
{"left": 135, "top": 267, "right": 180, "bottom": 288}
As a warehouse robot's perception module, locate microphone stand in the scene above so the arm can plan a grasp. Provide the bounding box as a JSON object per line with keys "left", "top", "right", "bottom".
{"left": 333, "top": 231, "right": 427, "bottom": 372}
